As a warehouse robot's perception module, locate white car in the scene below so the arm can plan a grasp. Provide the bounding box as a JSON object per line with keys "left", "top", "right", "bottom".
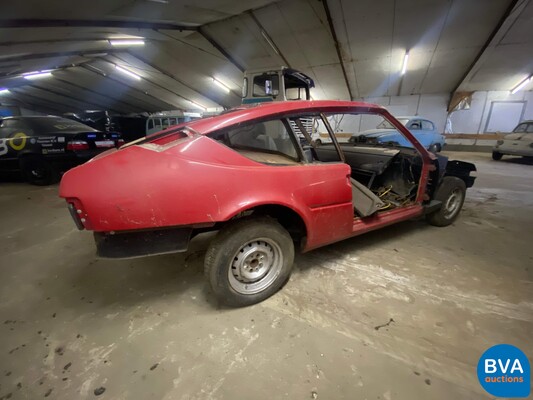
{"left": 492, "top": 120, "right": 533, "bottom": 160}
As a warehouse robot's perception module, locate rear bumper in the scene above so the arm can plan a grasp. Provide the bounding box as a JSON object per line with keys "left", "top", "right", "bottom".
{"left": 94, "top": 227, "right": 193, "bottom": 259}
{"left": 48, "top": 151, "right": 102, "bottom": 171}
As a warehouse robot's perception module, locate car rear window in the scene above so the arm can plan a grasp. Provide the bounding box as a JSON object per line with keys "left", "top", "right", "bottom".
{"left": 25, "top": 117, "right": 97, "bottom": 133}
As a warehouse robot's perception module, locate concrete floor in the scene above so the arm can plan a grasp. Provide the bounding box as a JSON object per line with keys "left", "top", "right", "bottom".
{"left": 0, "top": 151, "right": 532, "bottom": 399}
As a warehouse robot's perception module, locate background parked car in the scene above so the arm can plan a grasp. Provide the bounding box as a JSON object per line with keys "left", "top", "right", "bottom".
{"left": 492, "top": 120, "right": 533, "bottom": 160}
{"left": 349, "top": 116, "right": 445, "bottom": 152}
{"left": 0, "top": 116, "right": 123, "bottom": 185}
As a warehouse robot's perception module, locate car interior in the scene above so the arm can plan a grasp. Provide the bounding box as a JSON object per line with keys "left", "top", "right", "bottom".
{"left": 210, "top": 115, "right": 423, "bottom": 218}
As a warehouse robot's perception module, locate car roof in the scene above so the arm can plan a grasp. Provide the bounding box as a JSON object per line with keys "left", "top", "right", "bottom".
{"left": 2, "top": 115, "right": 65, "bottom": 119}
{"left": 182, "top": 100, "right": 386, "bottom": 136}
{"left": 517, "top": 120, "right": 533, "bottom": 124}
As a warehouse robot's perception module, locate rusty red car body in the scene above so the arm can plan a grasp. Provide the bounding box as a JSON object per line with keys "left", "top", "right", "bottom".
{"left": 59, "top": 100, "right": 475, "bottom": 306}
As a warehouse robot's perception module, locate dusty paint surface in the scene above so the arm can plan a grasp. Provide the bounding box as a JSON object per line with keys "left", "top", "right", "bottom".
{"left": 0, "top": 152, "right": 532, "bottom": 399}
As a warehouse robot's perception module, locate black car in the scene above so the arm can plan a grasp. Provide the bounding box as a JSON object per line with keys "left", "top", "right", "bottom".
{"left": 0, "top": 116, "right": 123, "bottom": 185}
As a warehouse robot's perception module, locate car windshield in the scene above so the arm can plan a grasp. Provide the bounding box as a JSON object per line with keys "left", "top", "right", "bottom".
{"left": 513, "top": 123, "right": 533, "bottom": 133}
{"left": 376, "top": 118, "right": 410, "bottom": 129}
{"left": 26, "top": 117, "right": 97, "bottom": 133}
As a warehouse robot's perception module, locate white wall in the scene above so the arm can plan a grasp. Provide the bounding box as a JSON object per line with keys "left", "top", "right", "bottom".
{"left": 353, "top": 91, "right": 533, "bottom": 141}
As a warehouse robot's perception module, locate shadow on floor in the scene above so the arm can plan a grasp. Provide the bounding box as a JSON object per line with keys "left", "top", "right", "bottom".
{"left": 54, "top": 217, "right": 432, "bottom": 311}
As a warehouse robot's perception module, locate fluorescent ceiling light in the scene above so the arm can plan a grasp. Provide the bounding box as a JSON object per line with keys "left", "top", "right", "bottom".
{"left": 184, "top": 112, "right": 202, "bottom": 118}
{"left": 213, "top": 78, "right": 230, "bottom": 93}
{"left": 147, "top": 0, "right": 169, "bottom": 3}
{"left": 84, "top": 52, "right": 108, "bottom": 57}
{"left": 109, "top": 39, "right": 145, "bottom": 46}
{"left": 115, "top": 65, "right": 142, "bottom": 80}
{"left": 189, "top": 100, "right": 206, "bottom": 111}
{"left": 401, "top": 52, "right": 409, "bottom": 75}
{"left": 0, "top": 88, "right": 10, "bottom": 95}
{"left": 261, "top": 30, "right": 279, "bottom": 55}
{"left": 511, "top": 76, "right": 532, "bottom": 94}
{"left": 23, "top": 71, "right": 53, "bottom": 80}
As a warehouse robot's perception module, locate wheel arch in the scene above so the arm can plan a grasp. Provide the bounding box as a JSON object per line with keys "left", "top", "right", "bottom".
{"left": 225, "top": 203, "right": 308, "bottom": 245}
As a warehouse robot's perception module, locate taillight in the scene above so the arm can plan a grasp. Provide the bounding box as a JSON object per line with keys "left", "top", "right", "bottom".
{"left": 67, "top": 140, "right": 89, "bottom": 151}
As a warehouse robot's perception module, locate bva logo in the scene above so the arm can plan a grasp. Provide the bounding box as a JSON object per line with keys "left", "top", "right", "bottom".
{"left": 477, "top": 344, "right": 530, "bottom": 398}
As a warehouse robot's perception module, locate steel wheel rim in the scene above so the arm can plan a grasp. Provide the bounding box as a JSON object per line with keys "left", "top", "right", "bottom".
{"left": 228, "top": 237, "right": 283, "bottom": 295}
{"left": 444, "top": 188, "right": 463, "bottom": 219}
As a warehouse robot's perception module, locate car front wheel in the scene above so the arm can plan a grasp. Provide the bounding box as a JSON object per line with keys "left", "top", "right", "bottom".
{"left": 204, "top": 217, "right": 294, "bottom": 307}
{"left": 492, "top": 151, "right": 503, "bottom": 160}
{"left": 426, "top": 177, "right": 466, "bottom": 227}
{"left": 429, "top": 143, "right": 441, "bottom": 153}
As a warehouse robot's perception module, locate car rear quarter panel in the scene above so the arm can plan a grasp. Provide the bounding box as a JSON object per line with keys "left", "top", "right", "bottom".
{"left": 60, "top": 136, "right": 354, "bottom": 250}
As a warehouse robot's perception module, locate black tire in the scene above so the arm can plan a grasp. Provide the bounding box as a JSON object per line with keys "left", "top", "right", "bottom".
{"left": 429, "top": 143, "right": 441, "bottom": 153}
{"left": 492, "top": 151, "right": 503, "bottom": 160}
{"left": 205, "top": 217, "right": 294, "bottom": 307}
{"left": 19, "top": 155, "right": 59, "bottom": 185}
{"left": 426, "top": 176, "right": 466, "bottom": 227}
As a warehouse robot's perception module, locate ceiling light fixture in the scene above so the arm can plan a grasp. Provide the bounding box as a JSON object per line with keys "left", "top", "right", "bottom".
{"left": 261, "top": 30, "right": 279, "bottom": 55}
{"left": 212, "top": 78, "right": 230, "bottom": 93}
{"left": 23, "top": 71, "right": 53, "bottom": 80}
{"left": 189, "top": 100, "right": 206, "bottom": 111}
{"left": 401, "top": 52, "right": 409, "bottom": 75}
{"left": 147, "top": 0, "right": 169, "bottom": 3}
{"left": 0, "top": 88, "right": 10, "bottom": 95}
{"left": 115, "top": 65, "right": 142, "bottom": 80}
{"left": 511, "top": 75, "right": 532, "bottom": 94}
{"left": 109, "top": 39, "right": 145, "bottom": 46}
{"left": 184, "top": 112, "right": 202, "bottom": 118}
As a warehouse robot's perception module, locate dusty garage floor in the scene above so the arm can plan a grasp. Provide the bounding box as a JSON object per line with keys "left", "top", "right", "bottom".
{"left": 0, "top": 152, "right": 532, "bottom": 400}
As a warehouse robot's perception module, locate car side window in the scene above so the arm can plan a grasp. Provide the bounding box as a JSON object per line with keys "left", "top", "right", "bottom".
{"left": 218, "top": 119, "right": 299, "bottom": 162}
{"left": 1, "top": 119, "right": 19, "bottom": 129}
{"left": 527, "top": 124, "right": 533, "bottom": 133}
{"left": 147, "top": 119, "right": 154, "bottom": 130}
{"left": 409, "top": 120, "right": 421, "bottom": 130}
{"left": 421, "top": 120, "right": 434, "bottom": 130}
{"left": 513, "top": 123, "right": 527, "bottom": 133}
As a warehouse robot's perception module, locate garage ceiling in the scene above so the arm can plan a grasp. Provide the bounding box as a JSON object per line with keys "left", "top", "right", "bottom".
{"left": 0, "top": 0, "right": 531, "bottom": 114}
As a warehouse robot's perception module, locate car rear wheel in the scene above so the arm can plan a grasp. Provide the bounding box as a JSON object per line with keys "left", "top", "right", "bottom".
{"left": 19, "top": 155, "right": 59, "bottom": 186}
{"left": 204, "top": 217, "right": 294, "bottom": 307}
{"left": 492, "top": 151, "right": 503, "bottom": 160}
{"left": 426, "top": 177, "right": 466, "bottom": 227}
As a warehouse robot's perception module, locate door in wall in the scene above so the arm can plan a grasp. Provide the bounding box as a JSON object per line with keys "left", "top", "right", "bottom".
{"left": 485, "top": 101, "right": 525, "bottom": 133}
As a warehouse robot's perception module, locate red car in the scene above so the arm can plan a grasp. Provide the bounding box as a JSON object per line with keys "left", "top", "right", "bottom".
{"left": 59, "top": 101, "right": 476, "bottom": 306}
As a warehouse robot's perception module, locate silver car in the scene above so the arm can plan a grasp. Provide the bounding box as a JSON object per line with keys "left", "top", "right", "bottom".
{"left": 493, "top": 120, "right": 533, "bottom": 160}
